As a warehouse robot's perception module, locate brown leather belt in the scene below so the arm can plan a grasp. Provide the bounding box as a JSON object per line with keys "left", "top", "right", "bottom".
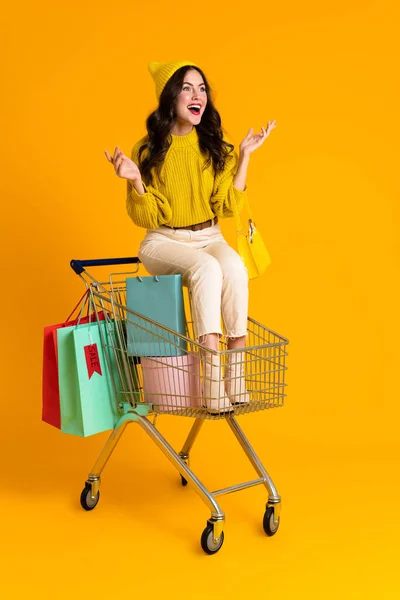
{"left": 165, "top": 216, "right": 218, "bottom": 232}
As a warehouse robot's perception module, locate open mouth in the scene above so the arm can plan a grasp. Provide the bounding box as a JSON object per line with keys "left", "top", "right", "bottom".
{"left": 187, "top": 104, "right": 201, "bottom": 115}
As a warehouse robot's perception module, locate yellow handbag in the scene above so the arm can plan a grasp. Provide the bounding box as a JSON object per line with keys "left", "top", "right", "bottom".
{"left": 232, "top": 196, "right": 271, "bottom": 280}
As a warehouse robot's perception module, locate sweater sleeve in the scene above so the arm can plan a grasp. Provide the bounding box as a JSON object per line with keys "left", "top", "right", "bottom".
{"left": 209, "top": 147, "right": 248, "bottom": 218}
{"left": 126, "top": 141, "right": 172, "bottom": 229}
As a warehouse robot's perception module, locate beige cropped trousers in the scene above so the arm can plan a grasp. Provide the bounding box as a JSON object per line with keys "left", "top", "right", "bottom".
{"left": 137, "top": 223, "right": 249, "bottom": 341}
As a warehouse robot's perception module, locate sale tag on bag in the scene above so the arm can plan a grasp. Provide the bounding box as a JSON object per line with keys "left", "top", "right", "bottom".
{"left": 84, "top": 343, "right": 103, "bottom": 379}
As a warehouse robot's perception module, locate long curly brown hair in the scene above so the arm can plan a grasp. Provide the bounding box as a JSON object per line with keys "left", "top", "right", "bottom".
{"left": 137, "top": 65, "right": 234, "bottom": 186}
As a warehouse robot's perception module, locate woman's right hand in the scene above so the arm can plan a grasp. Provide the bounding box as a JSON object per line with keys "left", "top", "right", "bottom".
{"left": 104, "top": 146, "right": 141, "bottom": 182}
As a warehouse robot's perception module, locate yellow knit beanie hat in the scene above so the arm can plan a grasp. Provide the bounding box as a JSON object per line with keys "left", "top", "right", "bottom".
{"left": 148, "top": 60, "right": 199, "bottom": 100}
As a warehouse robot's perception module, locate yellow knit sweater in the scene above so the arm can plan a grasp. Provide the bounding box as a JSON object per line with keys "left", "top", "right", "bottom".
{"left": 126, "top": 127, "right": 247, "bottom": 229}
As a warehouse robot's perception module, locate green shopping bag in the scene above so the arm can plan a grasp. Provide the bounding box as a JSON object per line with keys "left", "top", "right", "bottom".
{"left": 57, "top": 320, "right": 123, "bottom": 437}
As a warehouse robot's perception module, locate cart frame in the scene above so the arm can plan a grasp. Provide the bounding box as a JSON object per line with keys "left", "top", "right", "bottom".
{"left": 70, "top": 257, "right": 289, "bottom": 554}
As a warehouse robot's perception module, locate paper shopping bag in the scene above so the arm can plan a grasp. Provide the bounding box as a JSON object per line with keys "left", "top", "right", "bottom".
{"left": 126, "top": 275, "right": 187, "bottom": 357}
{"left": 57, "top": 320, "right": 122, "bottom": 437}
{"left": 42, "top": 309, "right": 106, "bottom": 430}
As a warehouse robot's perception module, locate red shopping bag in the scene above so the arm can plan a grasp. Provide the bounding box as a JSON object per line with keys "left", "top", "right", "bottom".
{"left": 42, "top": 291, "right": 106, "bottom": 429}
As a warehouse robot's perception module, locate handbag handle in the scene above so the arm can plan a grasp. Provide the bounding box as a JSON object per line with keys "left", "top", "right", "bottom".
{"left": 231, "top": 189, "right": 254, "bottom": 234}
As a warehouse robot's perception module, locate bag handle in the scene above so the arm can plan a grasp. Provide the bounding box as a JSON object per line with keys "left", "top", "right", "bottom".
{"left": 65, "top": 290, "right": 90, "bottom": 323}
{"left": 231, "top": 189, "right": 254, "bottom": 235}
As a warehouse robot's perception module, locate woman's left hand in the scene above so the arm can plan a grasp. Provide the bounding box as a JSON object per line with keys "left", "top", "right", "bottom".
{"left": 239, "top": 120, "right": 277, "bottom": 157}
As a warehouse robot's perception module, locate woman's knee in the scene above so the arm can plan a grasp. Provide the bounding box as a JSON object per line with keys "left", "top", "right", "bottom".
{"left": 187, "top": 254, "right": 223, "bottom": 286}
{"left": 221, "top": 254, "right": 249, "bottom": 285}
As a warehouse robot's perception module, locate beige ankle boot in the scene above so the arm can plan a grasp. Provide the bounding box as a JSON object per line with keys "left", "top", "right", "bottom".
{"left": 224, "top": 352, "right": 250, "bottom": 404}
{"left": 201, "top": 352, "right": 233, "bottom": 414}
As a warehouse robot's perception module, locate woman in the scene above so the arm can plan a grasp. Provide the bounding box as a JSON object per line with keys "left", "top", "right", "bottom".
{"left": 105, "top": 60, "right": 276, "bottom": 413}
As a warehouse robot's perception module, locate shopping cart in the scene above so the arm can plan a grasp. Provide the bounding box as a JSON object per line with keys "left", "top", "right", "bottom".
{"left": 70, "top": 256, "right": 289, "bottom": 554}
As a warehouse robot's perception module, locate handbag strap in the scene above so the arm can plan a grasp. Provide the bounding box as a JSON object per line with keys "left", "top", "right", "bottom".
{"left": 231, "top": 189, "right": 253, "bottom": 234}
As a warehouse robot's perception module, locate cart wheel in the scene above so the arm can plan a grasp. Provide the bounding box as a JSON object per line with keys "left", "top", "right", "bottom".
{"left": 181, "top": 475, "right": 188, "bottom": 487}
{"left": 200, "top": 525, "right": 225, "bottom": 555}
{"left": 263, "top": 506, "right": 280, "bottom": 536}
{"left": 80, "top": 485, "right": 100, "bottom": 511}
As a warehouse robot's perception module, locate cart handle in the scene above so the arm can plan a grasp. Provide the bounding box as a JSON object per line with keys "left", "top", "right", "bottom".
{"left": 70, "top": 257, "right": 140, "bottom": 275}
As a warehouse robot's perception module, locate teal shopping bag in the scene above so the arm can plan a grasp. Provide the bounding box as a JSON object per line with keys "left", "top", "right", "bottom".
{"left": 126, "top": 275, "right": 187, "bottom": 357}
{"left": 57, "top": 320, "right": 122, "bottom": 437}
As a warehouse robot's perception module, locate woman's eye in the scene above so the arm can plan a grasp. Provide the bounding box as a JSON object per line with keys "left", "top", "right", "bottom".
{"left": 183, "top": 86, "right": 206, "bottom": 92}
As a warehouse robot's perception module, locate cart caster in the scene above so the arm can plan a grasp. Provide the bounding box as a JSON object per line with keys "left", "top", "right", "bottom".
{"left": 80, "top": 485, "right": 100, "bottom": 511}
{"left": 200, "top": 524, "right": 225, "bottom": 555}
{"left": 181, "top": 475, "right": 188, "bottom": 487}
{"left": 263, "top": 506, "right": 280, "bottom": 536}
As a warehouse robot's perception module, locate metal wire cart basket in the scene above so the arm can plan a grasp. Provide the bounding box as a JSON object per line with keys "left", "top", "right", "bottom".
{"left": 70, "top": 257, "right": 289, "bottom": 555}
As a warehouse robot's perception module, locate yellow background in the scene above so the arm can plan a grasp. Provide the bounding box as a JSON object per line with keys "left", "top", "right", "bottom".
{"left": 1, "top": 0, "right": 399, "bottom": 597}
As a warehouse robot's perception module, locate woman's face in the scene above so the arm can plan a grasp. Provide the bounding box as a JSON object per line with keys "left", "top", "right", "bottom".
{"left": 174, "top": 69, "right": 207, "bottom": 126}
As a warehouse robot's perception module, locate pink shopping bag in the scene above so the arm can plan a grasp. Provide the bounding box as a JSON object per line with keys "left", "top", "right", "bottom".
{"left": 141, "top": 352, "right": 201, "bottom": 412}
